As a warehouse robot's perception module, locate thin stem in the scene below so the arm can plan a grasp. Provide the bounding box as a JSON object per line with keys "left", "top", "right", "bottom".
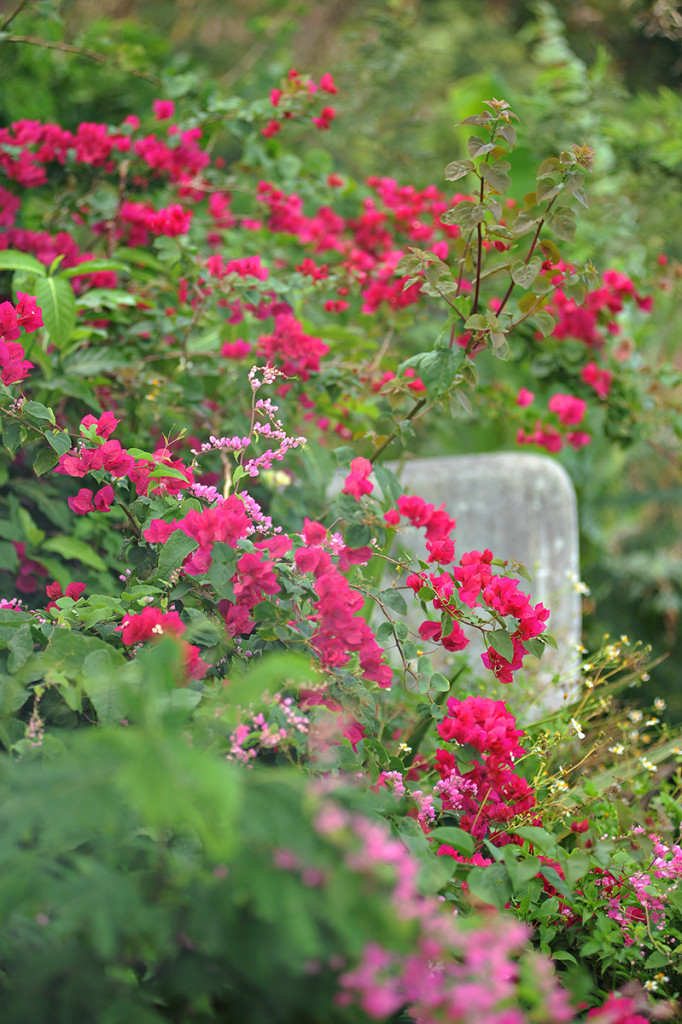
{"left": 496, "top": 196, "right": 558, "bottom": 318}
{"left": 472, "top": 175, "right": 485, "bottom": 315}
{"left": 367, "top": 327, "right": 394, "bottom": 374}
{"left": 0, "top": 0, "right": 30, "bottom": 31}
{"left": 369, "top": 397, "right": 427, "bottom": 464}
{"left": 117, "top": 501, "right": 142, "bottom": 539}
{"left": 4, "top": 36, "right": 162, "bottom": 84}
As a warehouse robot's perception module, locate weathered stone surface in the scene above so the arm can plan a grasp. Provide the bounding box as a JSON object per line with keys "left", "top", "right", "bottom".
{"left": 388, "top": 453, "right": 581, "bottom": 713}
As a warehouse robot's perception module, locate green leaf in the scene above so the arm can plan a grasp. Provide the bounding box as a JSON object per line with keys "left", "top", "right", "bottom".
{"left": 375, "top": 621, "right": 395, "bottom": 642}
{"left": 644, "top": 951, "right": 670, "bottom": 970}
{"left": 451, "top": 201, "right": 487, "bottom": 231}
{"left": 489, "top": 331, "right": 508, "bottom": 354}
{"left": 33, "top": 446, "right": 59, "bottom": 477}
{"left": 0, "top": 250, "right": 46, "bottom": 276}
{"left": 380, "top": 589, "right": 407, "bottom": 615}
{"left": 536, "top": 158, "right": 561, "bottom": 178}
{"left": 3, "top": 422, "right": 24, "bottom": 455}
{"left": 22, "top": 400, "right": 55, "bottom": 423}
{"left": 113, "top": 246, "right": 165, "bottom": 272}
{"left": 533, "top": 310, "right": 556, "bottom": 337}
{"left": 82, "top": 650, "right": 129, "bottom": 726}
{"left": 41, "top": 535, "right": 107, "bottom": 571}
{"left": 548, "top": 207, "right": 577, "bottom": 243}
{"left": 536, "top": 177, "right": 564, "bottom": 203}
{"left": 45, "top": 429, "right": 73, "bottom": 456}
{"left": 562, "top": 851, "right": 591, "bottom": 889}
{"left": 551, "top": 950, "right": 578, "bottom": 965}
{"left": 504, "top": 854, "right": 541, "bottom": 890}
{"left": 59, "top": 259, "right": 130, "bottom": 279}
{"left": 17, "top": 506, "right": 44, "bottom": 547}
{"left": 7, "top": 624, "right": 33, "bottom": 672}
{"left": 148, "top": 465, "right": 191, "bottom": 483}
{"left": 524, "top": 638, "right": 544, "bottom": 659}
{"left": 444, "top": 159, "right": 475, "bottom": 181}
{"left": 479, "top": 161, "right": 511, "bottom": 194}
{"left": 76, "top": 289, "right": 138, "bottom": 310}
{"left": 33, "top": 276, "right": 76, "bottom": 350}
{"left": 466, "top": 136, "right": 498, "bottom": 160}
{"left": 487, "top": 629, "right": 514, "bottom": 661}
{"left": 511, "top": 257, "right": 542, "bottom": 289}
{"left": 344, "top": 523, "right": 372, "bottom": 548}
{"left": 227, "top": 653, "right": 318, "bottom": 709}
{"left": 464, "top": 313, "right": 489, "bottom": 331}
{"left": 373, "top": 463, "right": 402, "bottom": 501}
{"left": 467, "top": 864, "right": 512, "bottom": 910}
{"left": 428, "top": 826, "right": 475, "bottom": 857}
{"left": 497, "top": 123, "right": 516, "bottom": 147}
{"left": 514, "top": 825, "right": 557, "bottom": 856}
{"left": 429, "top": 672, "right": 450, "bottom": 691}
{"left": 156, "top": 530, "right": 198, "bottom": 581}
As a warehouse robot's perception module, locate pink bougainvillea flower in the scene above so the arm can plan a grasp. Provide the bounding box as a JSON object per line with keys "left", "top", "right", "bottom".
{"left": 547, "top": 393, "right": 587, "bottom": 426}
{"left": 119, "top": 606, "right": 185, "bottom": 646}
{"left": 581, "top": 360, "right": 613, "bottom": 399}
{"left": 14, "top": 292, "right": 43, "bottom": 332}
{"left": 67, "top": 488, "right": 95, "bottom": 515}
{"left": 80, "top": 411, "right": 119, "bottom": 439}
{"left": 319, "top": 73, "right": 338, "bottom": 94}
{"left": 46, "top": 580, "right": 86, "bottom": 610}
{"left": 152, "top": 99, "right": 175, "bottom": 120}
{"left": 342, "top": 457, "right": 373, "bottom": 500}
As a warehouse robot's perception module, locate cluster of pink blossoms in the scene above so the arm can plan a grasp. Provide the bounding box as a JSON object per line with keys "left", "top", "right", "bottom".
{"left": 516, "top": 391, "right": 591, "bottom": 453}
{"left": 342, "top": 464, "right": 549, "bottom": 686}
{"left": 312, "top": 802, "right": 575, "bottom": 1024}
{"left": 56, "top": 412, "right": 195, "bottom": 514}
{"left": 0, "top": 293, "right": 41, "bottom": 385}
{"left": 263, "top": 68, "right": 338, "bottom": 138}
{"left": 117, "top": 605, "right": 208, "bottom": 680}
{"left": 294, "top": 518, "right": 392, "bottom": 688}
{"left": 388, "top": 491, "right": 548, "bottom": 685}
{"left": 435, "top": 696, "right": 535, "bottom": 843}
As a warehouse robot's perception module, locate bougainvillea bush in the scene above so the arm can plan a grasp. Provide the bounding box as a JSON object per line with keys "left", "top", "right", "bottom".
{"left": 1, "top": 35, "right": 682, "bottom": 1023}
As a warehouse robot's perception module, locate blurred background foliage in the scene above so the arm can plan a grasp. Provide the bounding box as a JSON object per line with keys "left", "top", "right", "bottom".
{"left": 1, "top": 0, "right": 681, "bottom": 714}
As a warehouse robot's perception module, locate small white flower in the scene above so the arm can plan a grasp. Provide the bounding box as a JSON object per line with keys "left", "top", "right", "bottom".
{"left": 654, "top": 698, "right": 666, "bottom": 711}
{"left": 570, "top": 718, "right": 585, "bottom": 740}
{"left": 550, "top": 779, "right": 568, "bottom": 793}
{"left": 639, "top": 757, "right": 656, "bottom": 773}
{"left": 609, "top": 744, "right": 625, "bottom": 755}
{"left": 628, "top": 710, "right": 643, "bottom": 723}
{"left": 643, "top": 980, "right": 658, "bottom": 992}
{"left": 645, "top": 717, "right": 659, "bottom": 726}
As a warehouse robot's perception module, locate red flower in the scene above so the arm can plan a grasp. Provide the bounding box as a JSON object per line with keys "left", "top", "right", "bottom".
{"left": 342, "top": 457, "right": 373, "bottom": 500}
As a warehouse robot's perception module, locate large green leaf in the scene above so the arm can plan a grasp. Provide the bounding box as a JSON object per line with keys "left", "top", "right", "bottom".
{"left": 41, "top": 535, "right": 108, "bottom": 571}
{"left": 59, "top": 259, "right": 130, "bottom": 279}
{"left": 33, "top": 276, "right": 77, "bottom": 350}
{"left": 0, "top": 250, "right": 46, "bottom": 276}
